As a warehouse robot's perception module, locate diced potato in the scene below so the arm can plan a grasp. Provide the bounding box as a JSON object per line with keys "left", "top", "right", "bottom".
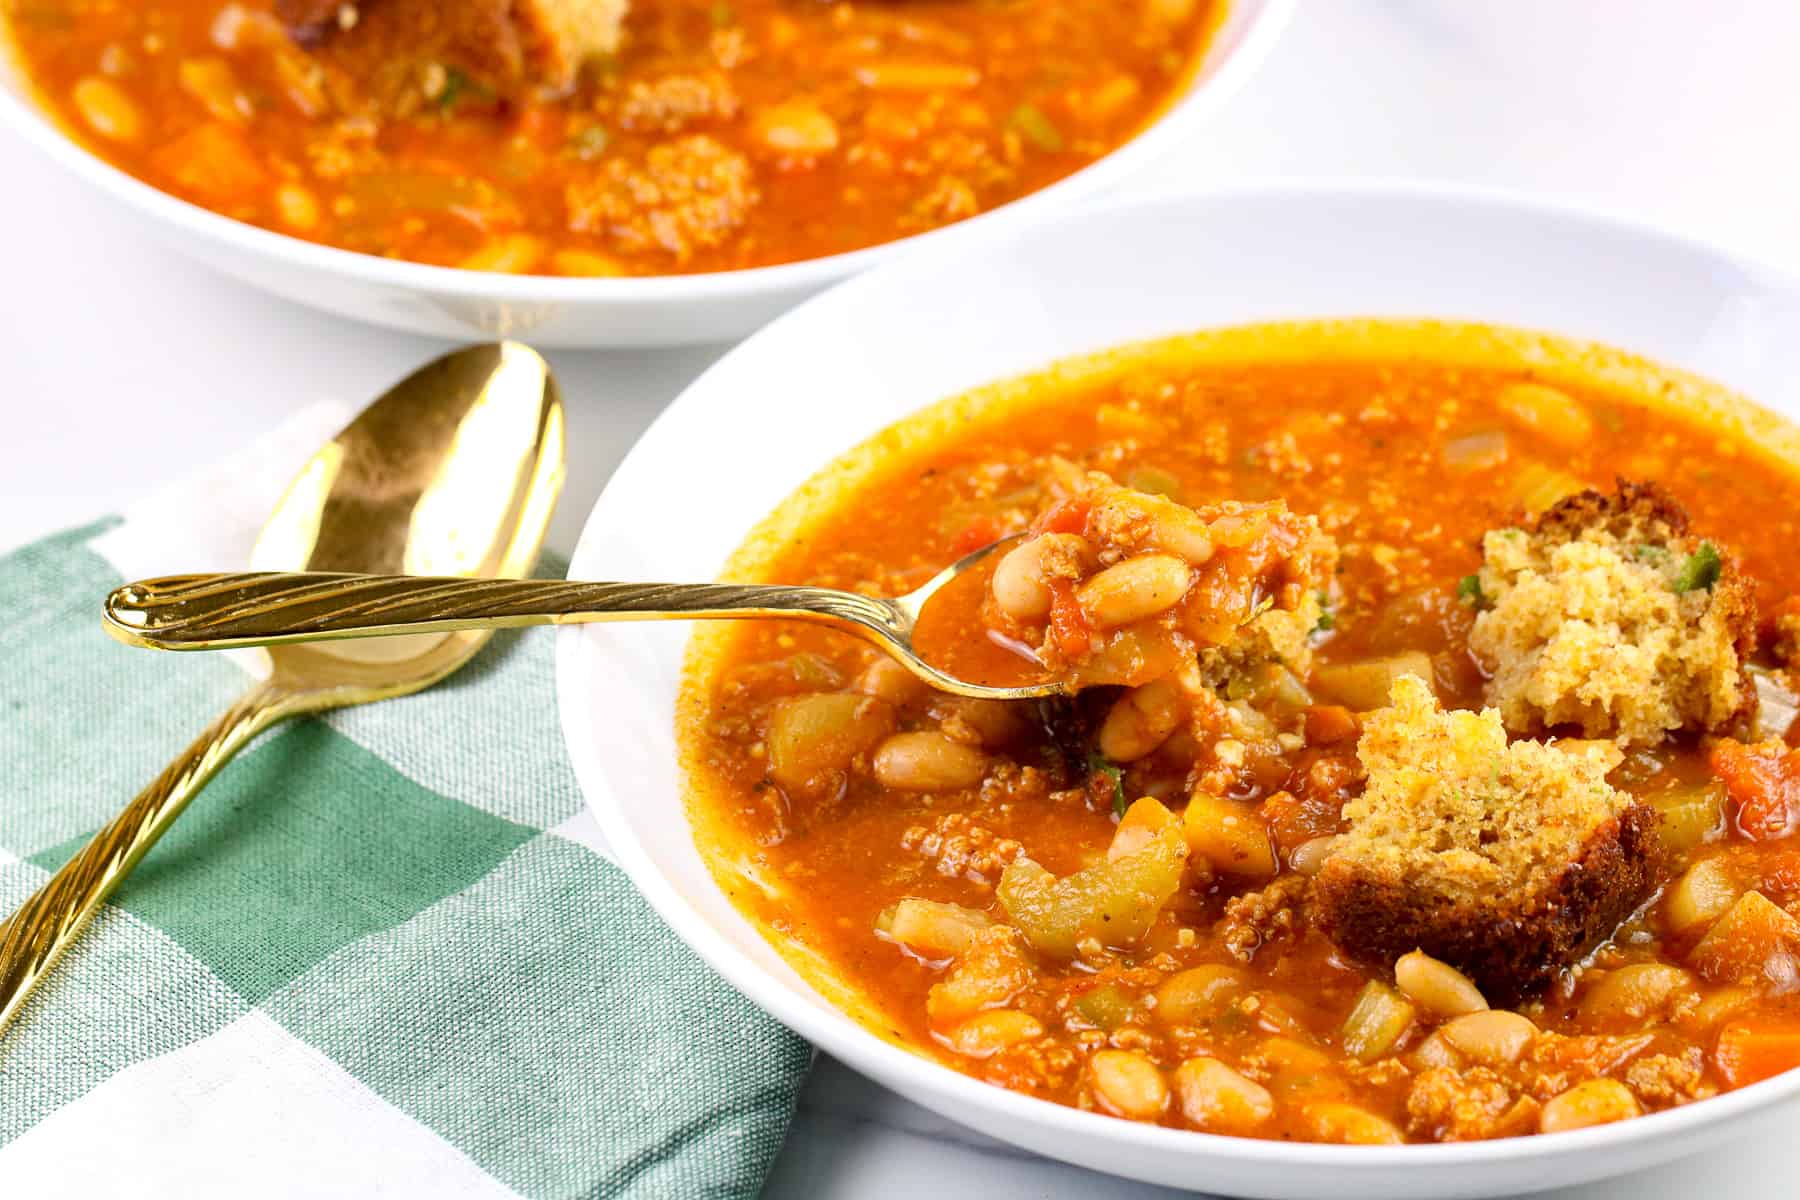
{"left": 1183, "top": 792, "right": 1277, "bottom": 877}
{"left": 1441, "top": 429, "right": 1509, "bottom": 472}
{"left": 1664, "top": 857, "right": 1743, "bottom": 933}
{"left": 1230, "top": 662, "right": 1312, "bottom": 714}
{"left": 1109, "top": 796, "right": 1178, "bottom": 862}
{"left": 947, "top": 1009, "right": 1043, "bottom": 1058}
{"left": 177, "top": 56, "right": 250, "bottom": 123}
{"left": 766, "top": 693, "right": 893, "bottom": 794}
{"left": 1311, "top": 653, "right": 1434, "bottom": 712}
{"left": 460, "top": 233, "right": 545, "bottom": 274}
{"left": 1650, "top": 782, "right": 1727, "bottom": 856}
{"left": 1690, "top": 891, "right": 1800, "bottom": 985}
{"left": 1303, "top": 1101, "right": 1404, "bottom": 1145}
{"left": 1495, "top": 382, "right": 1594, "bottom": 449}
{"left": 926, "top": 927, "right": 1036, "bottom": 1025}
{"left": 1578, "top": 963, "right": 1698, "bottom": 1030}
{"left": 1511, "top": 462, "right": 1588, "bottom": 514}
{"left": 749, "top": 99, "right": 840, "bottom": 158}
{"left": 1154, "top": 964, "right": 1247, "bottom": 1027}
{"left": 1340, "top": 980, "right": 1415, "bottom": 1062}
{"left": 876, "top": 898, "right": 991, "bottom": 961}
{"left": 1685, "top": 986, "right": 1754, "bottom": 1032}
{"left": 997, "top": 826, "right": 1188, "bottom": 958}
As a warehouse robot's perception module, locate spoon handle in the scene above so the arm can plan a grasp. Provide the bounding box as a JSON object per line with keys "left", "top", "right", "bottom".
{"left": 103, "top": 571, "right": 910, "bottom": 651}
{"left": 0, "top": 680, "right": 298, "bottom": 1034}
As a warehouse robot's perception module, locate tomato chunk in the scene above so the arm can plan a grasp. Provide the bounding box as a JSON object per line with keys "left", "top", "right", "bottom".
{"left": 950, "top": 515, "right": 1003, "bottom": 556}
{"left": 1034, "top": 497, "right": 1092, "bottom": 536}
{"left": 1048, "top": 580, "right": 1092, "bottom": 661}
{"left": 1711, "top": 739, "right": 1800, "bottom": 841}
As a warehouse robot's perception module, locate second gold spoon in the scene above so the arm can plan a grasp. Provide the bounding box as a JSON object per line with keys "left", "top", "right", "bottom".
{"left": 101, "top": 535, "right": 1062, "bottom": 702}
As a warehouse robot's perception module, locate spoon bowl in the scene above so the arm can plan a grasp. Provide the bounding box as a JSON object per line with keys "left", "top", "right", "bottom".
{"left": 246, "top": 341, "right": 565, "bottom": 699}
{"left": 0, "top": 341, "right": 564, "bottom": 1035}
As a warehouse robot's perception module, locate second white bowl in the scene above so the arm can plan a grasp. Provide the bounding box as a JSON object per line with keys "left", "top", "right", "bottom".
{"left": 0, "top": 1, "right": 1287, "bottom": 348}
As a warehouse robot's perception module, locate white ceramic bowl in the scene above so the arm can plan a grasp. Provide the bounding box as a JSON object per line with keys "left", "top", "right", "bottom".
{"left": 557, "top": 184, "right": 1800, "bottom": 1197}
{"left": 0, "top": 2, "right": 1287, "bottom": 348}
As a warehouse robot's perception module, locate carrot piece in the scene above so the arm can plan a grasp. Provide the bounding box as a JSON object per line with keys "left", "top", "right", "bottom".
{"left": 1304, "top": 705, "right": 1359, "bottom": 746}
{"left": 1711, "top": 739, "right": 1800, "bottom": 841}
{"left": 1716, "top": 1015, "right": 1800, "bottom": 1087}
{"left": 151, "top": 122, "right": 267, "bottom": 201}
{"left": 1048, "top": 580, "right": 1091, "bottom": 661}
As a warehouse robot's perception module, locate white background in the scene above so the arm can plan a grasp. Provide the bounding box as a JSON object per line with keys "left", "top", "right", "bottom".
{"left": 5, "top": 2, "right": 1800, "bottom": 1196}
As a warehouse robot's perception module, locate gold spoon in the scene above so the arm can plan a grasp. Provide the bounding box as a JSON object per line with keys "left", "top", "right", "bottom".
{"left": 0, "top": 342, "right": 565, "bottom": 1035}
{"left": 101, "top": 538, "right": 1064, "bottom": 702}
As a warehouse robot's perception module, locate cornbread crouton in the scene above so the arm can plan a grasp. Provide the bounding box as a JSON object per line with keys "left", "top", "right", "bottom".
{"left": 1470, "top": 481, "right": 1756, "bottom": 746}
{"left": 1314, "top": 676, "right": 1655, "bottom": 1004}
{"left": 279, "top": 0, "right": 627, "bottom": 102}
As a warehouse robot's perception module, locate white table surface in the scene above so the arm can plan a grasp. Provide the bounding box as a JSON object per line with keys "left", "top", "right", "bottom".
{"left": 5, "top": 2, "right": 1800, "bottom": 1196}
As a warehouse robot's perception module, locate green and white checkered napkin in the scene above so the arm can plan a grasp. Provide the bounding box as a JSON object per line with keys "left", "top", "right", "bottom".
{"left": 0, "top": 405, "right": 810, "bottom": 1197}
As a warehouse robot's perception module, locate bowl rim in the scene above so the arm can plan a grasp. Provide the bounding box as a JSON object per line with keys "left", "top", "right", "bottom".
{"left": 0, "top": 0, "right": 1290, "bottom": 303}
{"left": 556, "top": 179, "right": 1800, "bottom": 1172}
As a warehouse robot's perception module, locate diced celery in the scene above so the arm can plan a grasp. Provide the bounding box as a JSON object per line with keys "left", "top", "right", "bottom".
{"left": 998, "top": 826, "right": 1188, "bottom": 958}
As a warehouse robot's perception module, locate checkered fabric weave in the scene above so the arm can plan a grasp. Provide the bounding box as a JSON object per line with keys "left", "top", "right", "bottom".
{"left": 0, "top": 407, "right": 810, "bottom": 1197}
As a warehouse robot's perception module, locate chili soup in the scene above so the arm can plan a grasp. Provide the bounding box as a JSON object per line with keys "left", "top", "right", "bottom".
{"left": 2, "top": 0, "right": 1223, "bottom": 275}
{"left": 678, "top": 320, "right": 1800, "bottom": 1145}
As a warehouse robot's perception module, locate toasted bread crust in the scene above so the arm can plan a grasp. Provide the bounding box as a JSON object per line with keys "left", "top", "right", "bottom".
{"left": 279, "top": 0, "right": 627, "bottom": 100}
{"left": 1531, "top": 478, "right": 1692, "bottom": 544}
{"left": 1315, "top": 802, "right": 1656, "bottom": 1005}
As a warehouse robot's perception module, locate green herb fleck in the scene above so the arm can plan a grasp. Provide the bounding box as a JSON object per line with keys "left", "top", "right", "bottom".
{"left": 1008, "top": 103, "right": 1063, "bottom": 152}
{"left": 567, "top": 125, "right": 611, "bottom": 160}
{"left": 710, "top": 1, "right": 735, "bottom": 26}
{"left": 1314, "top": 591, "right": 1336, "bottom": 633}
{"left": 1087, "top": 751, "right": 1128, "bottom": 818}
{"left": 1457, "top": 573, "right": 1488, "bottom": 608}
{"left": 435, "top": 66, "right": 492, "bottom": 111}
{"left": 1672, "top": 541, "right": 1722, "bottom": 593}
{"left": 1632, "top": 543, "right": 1670, "bottom": 563}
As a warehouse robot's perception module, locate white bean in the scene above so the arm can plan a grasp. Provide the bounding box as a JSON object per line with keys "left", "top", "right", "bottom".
{"left": 873, "top": 732, "right": 987, "bottom": 791}
{"left": 1173, "top": 1057, "right": 1274, "bottom": 1133}
{"left": 1539, "top": 1079, "right": 1640, "bottom": 1133}
{"left": 991, "top": 533, "right": 1089, "bottom": 621}
{"left": 1394, "top": 950, "right": 1488, "bottom": 1017}
{"left": 72, "top": 76, "right": 142, "bottom": 142}
{"left": 1089, "top": 1050, "right": 1169, "bottom": 1121}
{"left": 1098, "top": 678, "right": 1184, "bottom": 762}
{"left": 1441, "top": 1010, "right": 1537, "bottom": 1065}
{"left": 1077, "top": 554, "right": 1191, "bottom": 629}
